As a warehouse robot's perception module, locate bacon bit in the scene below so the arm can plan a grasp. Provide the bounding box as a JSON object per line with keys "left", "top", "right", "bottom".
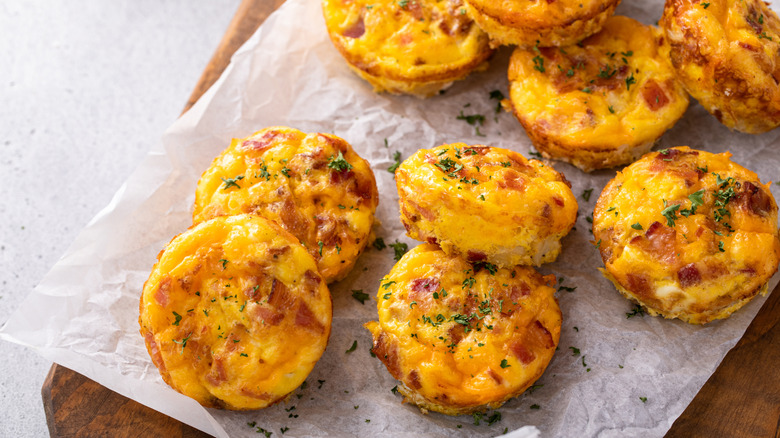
{"left": 240, "top": 387, "right": 275, "bottom": 400}
{"left": 677, "top": 263, "right": 701, "bottom": 288}
{"left": 407, "top": 370, "right": 422, "bottom": 390}
{"left": 143, "top": 330, "right": 168, "bottom": 377}
{"left": 739, "top": 42, "right": 759, "bottom": 51}
{"left": 245, "top": 276, "right": 264, "bottom": 301}
{"left": 527, "top": 320, "right": 555, "bottom": 349}
{"left": 268, "top": 279, "right": 296, "bottom": 311}
{"left": 488, "top": 369, "right": 504, "bottom": 385}
{"left": 510, "top": 283, "right": 531, "bottom": 301}
{"left": 267, "top": 246, "right": 289, "bottom": 259}
{"left": 405, "top": 0, "right": 424, "bottom": 20}
{"left": 552, "top": 196, "right": 565, "bottom": 207}
{"left": 315, "top": 215, "right": 340, "bottom": 247}
{"left": 633, "top": 221, "right": 677, "bottom": 264}
{"left": 155, "top": 277, "right": 171, "bottom": 307}
{"left": 497, "top": 170, "right": 527, "bottom": 191}
{"left": 448, "top": 324, "right": 466, "bottom": 344}
{"left": 510, "top": 341, "right": 536, "bottom": 365}
{"left": 466, "top": 250, "right": 487, "bottom": 262}
{"left": 254, "top": 306, "right": 285, "bottom": 326}
{"left": 409, "top": 277, "right": 440, "bottom": 311}
{"left": 426, "top": 236, "right": 439, "bottom": 245}
{"left": 242, "top": 130, "right": 283, "bottom": 152}
{"left": 206, "top": 358, "right": 228, "bottom": 386}
{"left": 398, "top": 33, "right": 414, "bottom": 46}
{"left": 329, "top": 169, "right": 355, "bottom": 185}
{"left": 408, "top": 199, "right": 436, "bottom": 221}
{"left": 540, "top": 204, "right": 552, "bottom": 219}
{"left": 372, "top": 332, "right": 402, "bottom": 378}
{"left": 625, "top": 273, "right": 653, "bottom": 298}
{"left": 295, "top": 302, "right": 325, "bottom": 334}
{"left": 278, "top": 199, "right": 309, "bottom": 239}
{"left": 737, "top": 181, "right": 774, "bottom": 216}
{"left": 343, "top": 16, "right": 365, "bottom": 38}
{"left": 642, "top": 80, "right": 670, "bottom": 111}
{"left": 304, "top": 270, "right": 322, "bottom": 289}
{"left": 539, "top": 46, "right": 557, "bottom": 59}
{"left": 177, "top": 264, "right": 201, "bottom": 292}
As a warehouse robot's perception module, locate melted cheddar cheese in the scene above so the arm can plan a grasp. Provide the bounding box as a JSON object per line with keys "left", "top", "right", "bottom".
{"left": 661, "top": 0, "right": 780, "bottom": 133}
{"left": 193, "top": 127, "right": 378, "bottom": 283}
{"left": 464, "top": 0, "right": 620, "bottom": 48}
{"left": 396, "top": 143, "right": 577, "bottom": 267}
{"left": 593, "top": 147, "right": 780, "bottom": 324}
{"left": 322, "top": 0, "right": 493, "bottom": 97}
{"left": 139, "top": 214, "right": 332, "bottom": 409}
{"left": 508, "top": 16, "right": 690, "bottom": 172}
{"left": 365, "top": 243, "right": 561, "bottom": 415}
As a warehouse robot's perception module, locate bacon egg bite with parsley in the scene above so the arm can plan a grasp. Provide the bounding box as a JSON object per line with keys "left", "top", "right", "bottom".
{"left": 593, "top": 147, "right": 780, "bottom": 324}
{"left": 463, "top": 0, "right": 621, "bottom": 48}
{"left": 508, "top": 16, "right": 690, "bottom": 172}
{"left": 321, "top": 0, "right": 494, "bottom": 97}
{"left": 396, "top": 143, "right": 577, "bottom": 267}
{"left": 193, "top": 127, "right": 378, "bottom": 283}
{"left": 661, "top": 0, "right": 780, "bottom": 133}
{"left": 365, "top": 243, "right": 561, "bottom": 415}
{"left": 139, "top": 214, "right": 332, "bottom": 409}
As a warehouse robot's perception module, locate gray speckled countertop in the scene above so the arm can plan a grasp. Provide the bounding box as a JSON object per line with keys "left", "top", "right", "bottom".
{"left": 0, "top": 1, "right": 240, "bottom": 435}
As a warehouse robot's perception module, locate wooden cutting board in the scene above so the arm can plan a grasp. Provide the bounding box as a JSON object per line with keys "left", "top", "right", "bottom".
{"left": 41, "top": 0, "right": 780, "bottom": 436}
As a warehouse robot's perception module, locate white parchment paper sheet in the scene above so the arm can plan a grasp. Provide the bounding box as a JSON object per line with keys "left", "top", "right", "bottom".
{"left": 2, "top": 0, "right": 779, "bottom": 436}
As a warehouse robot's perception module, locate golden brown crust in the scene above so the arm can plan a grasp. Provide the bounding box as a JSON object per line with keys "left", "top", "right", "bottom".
{"left": 593, "top": 147, "right": 780, "bottom": 324}
{"left": 139, "top": 215, "right": 332, "bottom": 409}
{"left": 661, "top": 0, "right": 780, "bottom": 133}
{"left": 193, "top": 127, "right": 378, "bottom": 283}
{"left": 365, "top": 243, "right": 561, "bottom": 415}
{"left": 508, "top": 16, "right": 690, "bottom": 172}
{"left": 396, "top": 144, "right": 578, "bottom": 267}
{"left": 322, "top": 0, "right": 494, "bottom": 97}
{"left": 464, "top": 0, "right": 621, "bottom": 48}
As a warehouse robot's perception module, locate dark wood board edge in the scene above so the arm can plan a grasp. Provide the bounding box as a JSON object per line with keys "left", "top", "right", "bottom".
{"left": 665, "top": 281, "right": 780, "bottom": 438}
{"left": 41, "top": 0, "right": 780, "bottom": 435}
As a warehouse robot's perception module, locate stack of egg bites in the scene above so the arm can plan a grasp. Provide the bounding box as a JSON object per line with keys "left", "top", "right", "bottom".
{"left": 139, "top": 126, "right": 378, "bottom": 409}
{"left": 365, "top": 143, "right": 578, "bottom": 415}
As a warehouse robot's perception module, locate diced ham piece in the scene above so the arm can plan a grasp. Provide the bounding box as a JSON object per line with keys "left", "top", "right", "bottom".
{"left": 642, "top": 80, "right": 670, "bottom": 111}
{"left": 295, "top": 302, "right": 325, "bottom": 334}
{"left": 677, "top": 263, "right": 701, "bottom": 288}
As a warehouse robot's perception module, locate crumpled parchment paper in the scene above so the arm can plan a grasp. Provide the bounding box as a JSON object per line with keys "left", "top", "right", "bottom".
{"left": 2, "top": 0, "right": 779, "bottom": 436}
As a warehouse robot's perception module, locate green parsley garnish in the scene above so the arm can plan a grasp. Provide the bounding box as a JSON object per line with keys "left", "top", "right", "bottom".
{"left": 327, "top": 151, "right": 353, "bottom": 172}
{"left": 352, "top": 289, "right": 369, "bottom": 304}
{"left": 388, "top": 151, "right": 402, "bottom": 173}
{"left": 172, "top": 311, "right": 182, "bottom": 326}
{"left": 381, "top": 280, "right": 397, "bottom": 290}
{"left": 569, "top": 346, "right": 581, "bottom": 356}
{"left": 661, "top": 202, "right": 680, "bottom": 227}
{"left": 533, "top": 55, "right": 545, "bottom": 73}
{"left": 639, "top": 396, "right": 648, "bottom": 403}
{"left": 631, "top": 223, "right": 643, "bottom": 230}
{"left": 625, "top": 73, "right": 636, "bottom": 90}
{"left": 280, "top": 167, "right": 291, "bottom": 177}
{"left": 372, "top": 237, "right": 386, "bottom": 251}
{"left": 500, "top": 359, "right": 511, "bottom": 368}
{"left": 346, "top": 340, "right": 358, "bottom": 353}
{"left": 221, "top": 175, "right": 244, "bottom": 190}
{"left": 389, "top": 240, "right": 408, "bottom": 261}
{"left": 581, "top": 188, "right": 594, "bottom": 202}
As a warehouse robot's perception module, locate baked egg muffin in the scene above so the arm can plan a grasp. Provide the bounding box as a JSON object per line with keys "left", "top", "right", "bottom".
{"left": 193, "top": 127, "right": 378, "bottom": 283}
{"left": 321, "top": 0, "right": 494, "bottom": 97}
{"left": 365, "top": 243, "right": 561, "bottom": 415}
{"left": 139, "top": 214, "right": 332, "bottom": 409}
{"left": 463, "top": 0, "right": 621, "bottom": 48}
{"left": 508, "top": 15, "right": 690, "bottom": 172}
{"left": 593, "top": 146, "right": 780, "bottom": 324}
{"left": 661, "top": 0, "right": 780, "bottom": 133}
{"left": 396, "top": 143, "right": 577, "bottom": 267}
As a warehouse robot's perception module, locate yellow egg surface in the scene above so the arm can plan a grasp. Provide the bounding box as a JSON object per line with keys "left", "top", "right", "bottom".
{"left": 193, "top": 127, "right": 378, "bottom": 283}
{"left": 365, "top": 243, "right": 561, "bottom": 415}
{"left": 661, "top": 0, "right": 780, "bottom": 134}
{"left": 463, "top": 0, "right": 620, "bottom": 48}
{"left": 593, "top": 147, "right": 780, "bottom": 324}
{"left": 321, "top": 0, "right": 494, "bottom": 97}
{"left": 139, "top": 214, "right": 332, "bottom": 409}
{"left": 396, "top": 143, "right": 577, "bottom": 267}
{"left": 508, "top": 16, "right": 690, "bottom": 172}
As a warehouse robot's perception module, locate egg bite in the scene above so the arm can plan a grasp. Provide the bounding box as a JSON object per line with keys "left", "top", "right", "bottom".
{"left": 593, "top": 147, "right": 780, "bottom": 324}
{"left": 396, "top": 143, "right": 577, "bottom": 267}
{"left": 321, "top": 0, "right": 494, "bottom": 97}
{"left": 193, "top": 127, "right": 378, "bottom": 283}
{"left": 507, "top": 16, "right": 690, "bottom": 172}
{"left": 660, "top": 0, "right": 780, "bottom": 134}
{"left": 463, "top": 0, "right": 621, "bottom": 48}
{"left": 365, "top": 243, "right": 561, "bottom": 415}
{"left": 139, "top": 214, "right": 332, "bottom": 409}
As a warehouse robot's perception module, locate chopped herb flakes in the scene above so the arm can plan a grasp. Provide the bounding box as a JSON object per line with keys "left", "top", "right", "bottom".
{"left": 221, "top": 175, "right": 244, "bottom": 190}
{"left": 581, "top": 188, "right": 593, "bottom": 202}
{"left": 327, "top": 151, "right": 353, "bottom": 172}
{"left": 346, "top": 340, "right": 357, "bottom": 353}
{"left": 389, "top": 240, "right": 408, "bottom": 261}
{"left": 388, "top": 151, "right": 402, "bottom": 173}
{"left": 372, "top": 237, "right": 386, "bottom": 251}
{"left": 352, "top": 289, "right": 369, "bottom": 304}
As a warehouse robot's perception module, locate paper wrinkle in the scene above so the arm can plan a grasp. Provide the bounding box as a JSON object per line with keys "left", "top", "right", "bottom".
{"left": 2, "top": 0, "right": 780, "bottom": 436}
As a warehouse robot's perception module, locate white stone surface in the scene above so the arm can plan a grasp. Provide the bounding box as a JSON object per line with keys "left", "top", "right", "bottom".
{"left": 0, "top": 1, "right": 240, "bottom": 435}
